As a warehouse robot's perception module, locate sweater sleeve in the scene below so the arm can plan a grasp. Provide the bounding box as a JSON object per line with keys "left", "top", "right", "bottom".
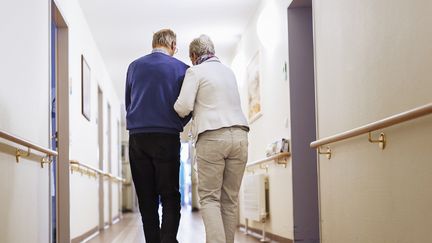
{"left": 174, "top": 68, "right": 199, "bottom": 118}
{"left": 125, "top": 62, "right": 135, "bottom": 112}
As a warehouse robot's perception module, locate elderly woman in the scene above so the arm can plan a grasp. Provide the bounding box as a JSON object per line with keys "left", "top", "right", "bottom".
{"left": 174, "top": 35, "right": 249, "bottom": 243}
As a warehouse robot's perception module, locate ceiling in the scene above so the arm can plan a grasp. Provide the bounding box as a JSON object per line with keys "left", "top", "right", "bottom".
{"left": 78, "top": 0, "right": 261, "bottom": 102}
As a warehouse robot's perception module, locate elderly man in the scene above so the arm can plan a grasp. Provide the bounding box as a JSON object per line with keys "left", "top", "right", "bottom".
{"left": 125, "top": 29, "right": 189, "bottom": 243}
{"left": 174, "top": 35, "right": 249, "bottom": 243}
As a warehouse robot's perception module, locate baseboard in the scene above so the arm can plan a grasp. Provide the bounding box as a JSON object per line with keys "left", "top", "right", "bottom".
{"left": 112, "top": 214, "right": 121, "bottom": 224}
{"left": 239, "top": 224, "right": 293, "bottom": 243}
{"left": 71, "top": 226, "right": 99, "bottom": 243}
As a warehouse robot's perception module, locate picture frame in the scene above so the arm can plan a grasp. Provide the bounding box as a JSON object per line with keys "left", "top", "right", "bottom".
{"left": 81, "top": 55, "right": 91, "bottom": 121}
{"left": 247, "top": 52, "right": 262, "bottom": 123}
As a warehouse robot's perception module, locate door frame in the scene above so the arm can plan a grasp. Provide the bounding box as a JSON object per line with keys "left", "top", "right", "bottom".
{"left": 107, "top": 103, "right": 113, "bottom": 225}
{"left": 50, "top": 2, "right": 70, "bottom": 242}
{"left": 49, "top": 10, "right": 57, "bottom": 243}
{"left": 97, "top": 87, "right": 105, "bottom": 230}
{"left": 288, "top": 0, "right": 320, "bottom": 242}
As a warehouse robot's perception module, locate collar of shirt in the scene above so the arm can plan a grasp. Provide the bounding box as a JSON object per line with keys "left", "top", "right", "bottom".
{"left": 205, "top": 56, "right": 220, "bottom": 63}
{"left": 196, "top": 54, "right": 220, "bottom": 65}
{"left": 152, "top": 48, "right": 170, "bottom": 55}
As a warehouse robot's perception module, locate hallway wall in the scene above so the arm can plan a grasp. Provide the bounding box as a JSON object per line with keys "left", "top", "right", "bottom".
{"left": 53, "top": 0, "right": 123, "bottom": 239}
{"left": 232, "top": 0, "right": 295, "bottom": 239}
{"left": 0, "top": 1, "right": 51, "bottom": 242}
{"left": 313, "top": 0, "right": 432, "bottom": 242}
{"left": 0, "top": 0, "right": 123, "bottom": 242}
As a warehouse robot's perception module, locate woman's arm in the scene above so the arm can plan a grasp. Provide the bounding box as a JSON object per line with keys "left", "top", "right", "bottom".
{"left": 174, "top": 68, "right": 199, "bottom": 118}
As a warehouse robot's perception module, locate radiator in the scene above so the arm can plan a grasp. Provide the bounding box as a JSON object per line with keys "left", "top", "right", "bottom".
{"left": 242, "top": 174, "right": 268, "bottom": 222}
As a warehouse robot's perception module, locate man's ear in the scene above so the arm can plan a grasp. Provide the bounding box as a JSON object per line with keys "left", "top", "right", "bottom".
{"left": 191, "top": 54, "right": 197, "bottom": 65}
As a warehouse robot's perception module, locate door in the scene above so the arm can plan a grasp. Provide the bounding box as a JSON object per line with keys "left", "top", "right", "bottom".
{"left": 51, "top": 3, "right": 70, "bottom": 242}
{"left": 50, "top": 18, "right": 58, "bottom": 243}
{"left": 98, "top": 87, "right": 105, "bottom": 230}
{"left": 107, "top": 104, "right": 113, "bottom": 225}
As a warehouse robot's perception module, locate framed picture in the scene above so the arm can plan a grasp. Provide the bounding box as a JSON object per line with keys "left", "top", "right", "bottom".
{"left": 81, "top": 55, "right": 91, "bottom": 121}
{"left": 247, "top": 52, "right": 262, "bottom": 123}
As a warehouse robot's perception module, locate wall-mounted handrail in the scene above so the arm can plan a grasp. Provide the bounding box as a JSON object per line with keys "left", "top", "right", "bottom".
{"left": 107, "top": 174, "right": 126, "bottom": 183}
{"left": 310, "top": 103, "right": 432, "bottom": 148}
{"left": 70, "top": 160, "right": 125, "bottom": 182}
{"left": 0, "top": 129, "right": 58, "bottom": 157}
{"left": 70, "top": 160, "right": 104, "bottom": 175}
{"left": 247, "top": 152, "right": 291, "bottom": 168}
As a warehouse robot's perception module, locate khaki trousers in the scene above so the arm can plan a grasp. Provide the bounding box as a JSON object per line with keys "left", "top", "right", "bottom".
{"left": 196, "top": 127, "right": 248, "bottom": 243}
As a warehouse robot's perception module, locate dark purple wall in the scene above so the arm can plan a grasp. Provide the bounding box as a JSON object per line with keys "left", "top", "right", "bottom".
{"left": 288, "top": 0, "right": 320, "bottom": 242}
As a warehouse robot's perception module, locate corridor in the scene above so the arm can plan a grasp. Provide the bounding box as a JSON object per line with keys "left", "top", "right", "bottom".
{"left": 1, "top": 0, "right": 432, "bottom": 242}
{"left": 87, "top": 210, "right": 261, "bottom": 243}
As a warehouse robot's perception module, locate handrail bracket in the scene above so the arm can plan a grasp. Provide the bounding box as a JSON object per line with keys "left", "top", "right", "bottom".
{"left": 368, "top": 132, "right": 386, "bottom": 150}
{"left": 276, "top": 157, "right": 288, "bottom": 167}
{"left": 318, "top": 146, "right": 332, "bottom": 160}
{"left": 40, "top": 155, "right": 53, "bottom": 168}
{"left": 246, "top": 152, "right": 291, "bottom": 173}
{"left": 15, "top": 147, "right": 31, "bottom": 163}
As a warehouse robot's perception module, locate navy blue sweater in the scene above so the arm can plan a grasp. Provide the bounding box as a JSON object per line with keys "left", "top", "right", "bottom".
{"left": 125, "top": 52, "right": 190, "bottom": 134}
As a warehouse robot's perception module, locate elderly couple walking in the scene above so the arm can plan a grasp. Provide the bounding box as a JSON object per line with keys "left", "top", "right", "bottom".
{"left": 126, "top": 29, "right": 249, "bottom": 243}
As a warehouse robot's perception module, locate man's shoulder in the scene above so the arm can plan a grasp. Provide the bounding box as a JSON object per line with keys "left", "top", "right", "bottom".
{"left": 128, "top": 54, "right": 149, "bottom": 68}
{"left": 133, "top": 53, "right": 156, "bottom": 63}
{"left": 135, "top": 53, "right": 188, "bottom": 68}
{"left": 167, "top": 56, "right": 189, "bottom": 69}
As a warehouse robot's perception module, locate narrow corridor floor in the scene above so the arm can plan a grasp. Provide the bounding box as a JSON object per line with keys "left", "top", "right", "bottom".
{"left": 86, "top": 210, "right": 261, "bottom": 243}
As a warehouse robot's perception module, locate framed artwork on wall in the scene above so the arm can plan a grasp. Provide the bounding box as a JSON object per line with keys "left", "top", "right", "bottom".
{"left": 247, "top": 52, "right": 262, "bottom": 123}
{"left": 81, "top": 55, "right": 91, "bottom": 121}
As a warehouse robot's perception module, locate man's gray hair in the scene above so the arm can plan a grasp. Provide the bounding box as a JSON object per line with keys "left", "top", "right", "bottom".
{"left": 152, "top": 29, "right": 176, "bottom": 48}
{"left": 189, "top": 35, "right": 215, "bottom": 57}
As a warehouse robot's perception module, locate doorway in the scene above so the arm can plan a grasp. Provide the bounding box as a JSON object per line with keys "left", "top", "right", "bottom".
{"left": 179, "top": 142, "right": 192, "bottom": 208}
{"left": 50, "top": 2, "right": 69, "bottom": 243}
{"left": 117, "top": 120, "right": 122, "bottom": 218}
{"left": 97, "top": 87, "right": 105, "bottom": 230}
{"left": 50, "top": 13, "right": 58, "bottom": 243}
{"left": 288, "top": 0, "right": 319, "bottom": 242}
{"left": 107, "top": 103, "right": 113, "bottom": 226}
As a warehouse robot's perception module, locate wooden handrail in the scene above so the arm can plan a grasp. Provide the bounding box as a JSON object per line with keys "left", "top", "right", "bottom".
{"left": 70, "top": 160, "right": 125, "bottom": 182}
{"left": 108, "top": 175, "right": 126, "bottom": 183}
{"left": 70, "top": 160, "right": 104, "bottom": 175}
{"left": 0, "top": 129, "right": 58, "bottom": 156}
{"left": 247, "top": 152, "right": 291, "bottom": 167}
{"left": 310, "top": 103, "right": 432, "bottom": 148}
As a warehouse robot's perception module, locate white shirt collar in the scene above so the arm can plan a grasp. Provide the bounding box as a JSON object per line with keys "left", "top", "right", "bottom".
{"left": 152, "top": 48, "right": 170, "bottom": 55}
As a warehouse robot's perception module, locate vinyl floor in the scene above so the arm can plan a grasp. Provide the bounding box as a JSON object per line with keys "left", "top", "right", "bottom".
{"left": 86, "top": 209, "right": 262, "bottom": 243}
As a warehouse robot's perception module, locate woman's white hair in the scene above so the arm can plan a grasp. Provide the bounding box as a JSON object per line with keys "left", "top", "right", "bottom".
{"left": 152, "top": 29, "right": 176, "bottom": 48}
{"left": 189, "top": 35, "right": 215, "bottom": 57}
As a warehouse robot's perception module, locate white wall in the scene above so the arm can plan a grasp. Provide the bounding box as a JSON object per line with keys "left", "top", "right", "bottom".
{"left": 313, "top": 0, "right": 432, "bottom": 242}
{"left": 53, "top": 0, "right": 123, "bottom": 239}
{"left": 0, "top": 0, "right": 50, "bottom": 242}
{"left": 52, "top": 0, "right": 120, "bottom": 238}
{"left": 232, "top": 0, "right": 295, "bottom": 239}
